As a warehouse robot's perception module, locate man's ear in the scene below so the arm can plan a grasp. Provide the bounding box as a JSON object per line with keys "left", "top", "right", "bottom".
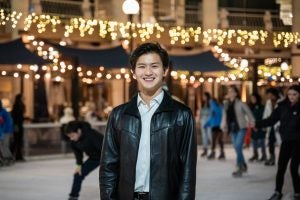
{"left": 163, "top": 68, "right": 169, "bottom": 77}
{"left": 131, "top": 69, "right": 136, "bottom": 79}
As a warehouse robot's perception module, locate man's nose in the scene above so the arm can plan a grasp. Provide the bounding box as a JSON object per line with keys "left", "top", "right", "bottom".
{"left": 145, "top": 66, "right": 152, "bottom": 75}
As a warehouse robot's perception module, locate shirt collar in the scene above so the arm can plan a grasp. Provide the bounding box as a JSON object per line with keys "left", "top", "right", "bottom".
{"left": 137, "top": 90, "right": 164, "bottom": 107}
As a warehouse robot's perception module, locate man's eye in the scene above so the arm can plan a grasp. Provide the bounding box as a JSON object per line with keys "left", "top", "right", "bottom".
{"left": 136, "top": 66, "right": 145, "bottom": 69}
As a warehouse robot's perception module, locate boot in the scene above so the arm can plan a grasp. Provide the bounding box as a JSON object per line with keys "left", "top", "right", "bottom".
{"left": 68, "top": 196, "right": 78, "bottom": 200}
{"left": 258, "top": 155, "right": 266, "bottom": 162}
{"left": 248, "top": 154, "right": 258, "bottom": 162}
{"left": 241, "top": 163, "right": 248, "bottom": 173}
{"left": 201, "top": 149, "right": 207, "bottom": 157}
{"left": 232, "top": 166, "right": 243, "bottom": 177}
{"left": 218, "top": 152, "right": 225, "bottom": 160}
{"left": 267, "top": 191, "right": 282, "bottom": 200}
{"left": 265, "top": 155, "right": 275, "bottom": 166}
{"left": 207, "top": 151, "right": 215, "bottom": 160}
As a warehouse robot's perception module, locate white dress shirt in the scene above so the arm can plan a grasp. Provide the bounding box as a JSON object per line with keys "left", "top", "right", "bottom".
{"left": 134, "top": 90, "right": 164, "bottom": 192}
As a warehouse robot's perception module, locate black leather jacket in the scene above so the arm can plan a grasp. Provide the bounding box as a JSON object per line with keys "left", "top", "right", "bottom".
{"left": 100, "top": 92, "right": 197, "bottom": 200}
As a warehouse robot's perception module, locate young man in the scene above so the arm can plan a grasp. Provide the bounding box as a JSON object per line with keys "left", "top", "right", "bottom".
{"left": 64, "top": 120, "right": 104, "bottom": 200}
{"left": 99, "top": 43, "right": 197, "bottom": 200}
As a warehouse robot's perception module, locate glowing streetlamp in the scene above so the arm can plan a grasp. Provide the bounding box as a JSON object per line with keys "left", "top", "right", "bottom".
{"left": 122, "top": 0, "right": 140, "bottom": 99}
{"left": 122, "top": 0, "right": 140, "bottom": 53}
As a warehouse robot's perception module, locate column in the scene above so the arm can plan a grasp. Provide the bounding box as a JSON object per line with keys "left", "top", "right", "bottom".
{"left": 176, "top": 0, "right": 185, "bottom": 26}
{"left": 82, "top": 0, "right": 92, "bottom": 19}
{"left": 11, "top": 0, "right": 29, "bottom": 39}
{"left": 141, "top": 0, "right": 154, "bottom": 23}
{"left": 71, "top": 58, "right": 80, "bottom": 119}
{"left": 202, "top": 0, "right": 218, "bottom": 30}
{"left": 291, "top": 0, "right": 300, "bottom": 77}
{"left": 31, "top": 0, "right": 42, "bottom": 14}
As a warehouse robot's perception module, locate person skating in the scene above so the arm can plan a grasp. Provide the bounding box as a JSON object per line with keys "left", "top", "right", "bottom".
{"left": 250, "top": 85, "right": 300, "bottom": 200}
{"left": 64, "top": 120, "right": 104, "bottom": 200}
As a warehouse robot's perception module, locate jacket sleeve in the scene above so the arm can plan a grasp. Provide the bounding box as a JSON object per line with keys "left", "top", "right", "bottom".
{"left": 71, "top": 143, "right": 83, "bottom": 165}
{"left": 3, "top": 110, "right": 14, "bottom": 133}
{"left": 179, "top": 109, "right": 197, "bottom": 200}
{"left": 99, "top": 111, "right": 119, "bottom": 200}
{"left": 256, "top": 104, "right": 281, "bottom": 128}
{"left": 241, "top": 102, "right": 255, "bottom": 123}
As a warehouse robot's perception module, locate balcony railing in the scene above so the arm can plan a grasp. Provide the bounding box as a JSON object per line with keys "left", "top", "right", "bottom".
{"left": 39, "top": 0, "right": 95, "bottom": 18}
{"left": 225, "top": 7, "right": 291, "bottom": 31}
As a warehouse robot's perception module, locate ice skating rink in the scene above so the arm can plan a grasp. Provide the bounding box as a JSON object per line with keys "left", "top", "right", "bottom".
{"left": 0, "top": 146, "right": 293, "bottom": 200}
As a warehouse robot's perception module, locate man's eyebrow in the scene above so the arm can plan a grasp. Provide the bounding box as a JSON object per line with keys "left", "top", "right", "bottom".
{"left": 136, "top": 62, "right": 161, "bottom": 65}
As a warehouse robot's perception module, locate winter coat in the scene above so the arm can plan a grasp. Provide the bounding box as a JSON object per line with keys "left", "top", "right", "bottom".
{"left": 204, "top": 99, "right": 222, "bottom": 128}
{"left": 0, "top": 108, "right": 14, "bottom": 140}
{"left": 221, "top": 99, "right": 254, "bottom": 133}
{"left": 256, "top": 100, "right": 300, "bottom": 142}
{"left": 250, "top": 104, "right": 266, "bottom": 140}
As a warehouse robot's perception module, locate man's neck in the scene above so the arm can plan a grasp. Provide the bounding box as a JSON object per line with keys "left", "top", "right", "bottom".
{"left": 139, "top": 88, "right": 163, "bottom": 106}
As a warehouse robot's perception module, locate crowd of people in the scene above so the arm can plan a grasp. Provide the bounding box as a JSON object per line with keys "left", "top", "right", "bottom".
{"left": 199, "top": 84, "right": 300, "bottom": 200}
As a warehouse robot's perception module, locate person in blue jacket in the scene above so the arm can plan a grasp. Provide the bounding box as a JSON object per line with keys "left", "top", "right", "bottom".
{"left": 205, "top": 98, "right": 225, "bottom": 160}
{"left": 0, "top": 99, "right": 14, "bottom": 166}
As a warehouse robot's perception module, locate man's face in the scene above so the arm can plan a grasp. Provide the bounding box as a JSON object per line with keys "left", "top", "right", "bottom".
{"left": 67, "top": 132, "right": 80, "bottom": 142}
{"left": 133, "top": 53, "right": 167, "bottom": 95}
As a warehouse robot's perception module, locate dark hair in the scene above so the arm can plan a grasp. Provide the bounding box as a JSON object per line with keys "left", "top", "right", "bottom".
{"left": 266, "top": 87, "right": 280, "bottom": 99}
{"left": 228, "top": 85, "right": 240, "bottom": 99}
{"left": 202, "top": 92, "right": 211, "bottom": 107}
{"left": 130, "top": 42, "right": 169, "bottom": 71}
{"left": 249, "top": 93, "right": 262, "bottom": 109}
{"left": 64, "top": 120, "right": 91, "bottom": 135}
{"left": 287, "top": 84, "right": 300, "bottom": 94}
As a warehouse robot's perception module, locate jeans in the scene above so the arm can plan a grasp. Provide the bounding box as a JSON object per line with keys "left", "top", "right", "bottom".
{"left": 230, "top": 129, "right": 247, "bottom": 166}
{"left": 70, "top": 159, "right": 100, "bottom": 197}
{"left": 252, "top": 138, "right": 266, "bottom": 158}
{"left": 201, "top": 119, "right": 211, "bottom": 149}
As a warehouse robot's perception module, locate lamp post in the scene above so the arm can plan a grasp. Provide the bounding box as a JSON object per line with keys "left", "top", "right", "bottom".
{"left": 122, "top": 0, "right": 140, "bottom": 98}
{"left": 122, "top": 0, "right": 140, "bottom": 52}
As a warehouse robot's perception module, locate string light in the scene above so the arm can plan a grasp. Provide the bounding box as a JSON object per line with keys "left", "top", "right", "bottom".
{"left": 1, "top": 10, "right": 299, "bottom": 48}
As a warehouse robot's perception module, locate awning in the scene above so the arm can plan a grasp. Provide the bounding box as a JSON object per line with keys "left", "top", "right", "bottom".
{"left": 170, "top": 51, "right": 230, "bottom": 72}
{"left": 47, "top": 42, "right": 130, "bottom": 68}
{"left": 0, "top": 38, "right": 47, "bottom": 65}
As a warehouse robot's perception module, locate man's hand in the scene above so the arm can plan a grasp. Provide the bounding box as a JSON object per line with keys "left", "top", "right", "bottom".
{"left": 75, "top": 165, "right": 82, "bottom": 175}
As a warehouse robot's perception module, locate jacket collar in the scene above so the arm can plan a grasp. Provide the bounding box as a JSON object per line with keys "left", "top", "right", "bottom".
{"left": 124, "top": 90, "right": 176, "bottom": 117}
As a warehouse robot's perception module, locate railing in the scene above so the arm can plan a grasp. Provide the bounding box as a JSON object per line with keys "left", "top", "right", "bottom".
{"left": 23, "top": 121, "right": 107, "bottom": 159}
{"left": 39, "top": 0, "right": 95, "bottom": 18}
{"left": 185, "top": 4, "right": 202, "bottom": 27}
{"left": 224, "top": 7, "right": 291, "bottom": 31}
{"left": 153, "top": 3, "right": 290, "bottom": 31}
